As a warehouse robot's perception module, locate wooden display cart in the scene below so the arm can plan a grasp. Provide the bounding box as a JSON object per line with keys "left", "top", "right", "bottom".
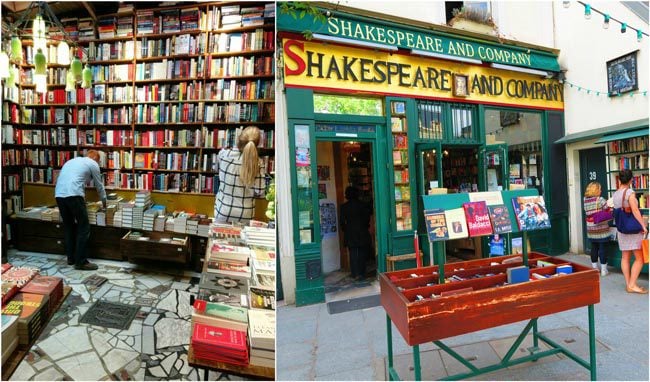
{"left": 382, "top": 190, "right": 600, "bottom": 380}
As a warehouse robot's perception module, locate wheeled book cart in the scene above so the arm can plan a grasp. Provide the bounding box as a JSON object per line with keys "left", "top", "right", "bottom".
{"left": 381, "top": 190, "right": 600, "bottom": 380}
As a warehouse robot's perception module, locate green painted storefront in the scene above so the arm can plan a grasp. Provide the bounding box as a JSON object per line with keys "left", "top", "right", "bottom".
{"left": 280, "top": 6, "right": 570, "bottom": 306}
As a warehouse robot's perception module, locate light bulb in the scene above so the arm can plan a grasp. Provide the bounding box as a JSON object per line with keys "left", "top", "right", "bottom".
{"left": 638, "top": 30, "right": 643, "bottom": 42}
{"left": 563, "top": 1, "right": 570, "bottom": 8}
{"left": 34, "top": 74, "right": 47, "bottom": 93}
{"left": 603, "top": 15, "right": 610, "bottom": 29}
{"left": 57, "top": 41, "right": 70, "bottom": 65}
{"left": 0, "top": 51, "right": 9, "bottom": 78}
{"left": 584, "top": 4, "right": 591, "bottom": 19}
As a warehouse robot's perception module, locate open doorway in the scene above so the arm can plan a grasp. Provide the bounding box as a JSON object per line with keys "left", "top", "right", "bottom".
{"left": 317, "top": 140, "right": 378, "bottom": 298}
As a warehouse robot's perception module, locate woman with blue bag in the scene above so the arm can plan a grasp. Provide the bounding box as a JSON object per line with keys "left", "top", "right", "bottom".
{"left": 612, "top": 170, "right": 648, "bottom": 294}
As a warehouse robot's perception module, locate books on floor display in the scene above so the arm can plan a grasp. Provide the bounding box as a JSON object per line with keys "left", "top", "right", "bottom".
{"left": 1, "top": 314, "right": 19, "bottom": 366}
{"left": 506, "top": 266, "right": 529, "bottom": 284}
{"left": 210, "top": 223, "right": 243, "bottom": 243}
{"left": 444, "top": 208, "right": 468, "bottom": 240}
{"left": 2, "top": 281, "right": 19, "bottom": 306}
{"left": 423, "top": 209, "right": 448, "bottom": 241}
{"left": 462, "top": 201, "right": 493, "bottom": 237}
{"left": 191, "top": 309, "right": 248, "bottom": 333}
{"left": 512, "top": 195, "right": 551, "bottom": 231}
{"left": 192, "top": 323, "right": 249, "bottom": 366}
{"left": 1, "top": 292, "right": 49, "bottom": 345}
{"left": 206, "top": 258, "right": 251, "bottom": 277}
{"left": 487, "top": 204, "right": 513, "bottom": 234}
{"left": 20, "top": 276, "right": 64, "bottom": 315}
{"left": 241, "top": 226, "right": 276, "bottom": 247}
{"left": 199, "top": 272, "right": 249, "bottom": 297}
{"left": 2, "top": 266, "right": 39, "bottom": 287}
{"left": 248, "top": 309, "right": 275, "bottom": 350}
{"left": 1, "top": 263, "right": 11, "bottom": 273}
{"left": 208, "top": 243, "right": 251, "bottom": 263}
{"left": 193, "top": 299, "right": 248, "bottom": 323}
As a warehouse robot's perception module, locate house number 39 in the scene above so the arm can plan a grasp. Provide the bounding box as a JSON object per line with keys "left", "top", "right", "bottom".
{"left": 589, "top": 171, "right": 597, "bottom": 180}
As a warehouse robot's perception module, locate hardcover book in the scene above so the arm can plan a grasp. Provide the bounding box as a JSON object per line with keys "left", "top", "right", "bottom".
{"left": 193, "top": 299, "right": 248, "bottom": 323}
{"left": 462, "top": 201, "right": 493, "bottom": 237}
{"left": 424, "top": 209, "right": 448, "bottom": 241}
{"left": 511, "top": 195, "right": 551, "bottom": 231}
{"left": 506, "top": 265, "right": 529, "bottom": 284}
{"left": 250, "top": 286, "right": 275, "bottom": 310}
{"left": 199, "top": 272, "right": 249, "bottom": 297}
{"left": 248, "top": 309, "right": 275, "bottom": 350}
{"left": 444, "top": 208, "right": 468, "bottom": 240}
{"left": 191, "top": 310, "right": 248, "bottom": 332}
{"left": 2, "top": 267, "right": 39, "bottom": 287}
{"left": 487, "top": 204, "right": 513, "bottom": 234}
{"left": 192, "top": 323, "right": 247, "bottom": 352}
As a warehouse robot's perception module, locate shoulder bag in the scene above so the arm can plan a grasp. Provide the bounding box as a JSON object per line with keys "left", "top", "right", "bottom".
{"left": 613, "top": 189, "right": 643, "bottom": 234}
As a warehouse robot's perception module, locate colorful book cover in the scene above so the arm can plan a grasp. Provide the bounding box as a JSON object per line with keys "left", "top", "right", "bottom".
{"left": 489, "top": 234, "right": 505, "bottom": 256}
{"left": 462, "top": 201, "right": 493, "bottom": 237}
{"left": 21, "top": 276, "right": 63, "bottom": 297}
{"left": 424, "top": 209, "right": 448, "bottom": 241}
{"left": 511, "top": 237, "right": 523, "bottom": 254}
{"left": 512, "top": 195, "right": 551, "bottom": 231}
{"left": 488, "top": 204, "right": 513, "bottom": 234}
{"left": 2, "top": 267, "right": 39, "bottom": 287}
{"left": 199, "top": 273, "right": 249, "bottom": 296}
{"left": 445, "top": 208, "right": 468, "bottom": 239}
{"left": 392, "top": 150, "right": 402, "bottom": 165}
{"left": 250, "top": 287, "right": 275, "bottom": 310}
{"left": 192, "top": 323, "right": 248, "bottom": 352}
{"left": 2, "top": 292, "right": 49, "bottom": 324}
{"left": 194, "top": 300, "right": 249, "bottom": 323}
{"left": 1, "top": 263, "right": 12, "bottom": 273}
{"left": 391, "top": 117, "right": 404, "bottom": 132}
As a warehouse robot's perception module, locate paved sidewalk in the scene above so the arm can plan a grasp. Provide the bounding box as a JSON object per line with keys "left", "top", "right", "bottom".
{"left": 277, "top": 253, "right": 649, "bottom": 381}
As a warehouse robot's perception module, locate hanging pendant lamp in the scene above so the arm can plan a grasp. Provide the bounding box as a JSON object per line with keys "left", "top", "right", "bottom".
{"left": 10, "top": 36, "right": 23, "bottom": 63}
{"left": 57, "top": 41, "right": 70, "bottom": 65}
{"left": 71, "top": 56, "right": 83, "bottom": 80}
{"left": 34, "top": 48, "right": 47, "bottom": 75}
{"left": 6, "top": 65, "right": 18, "bottom": 87}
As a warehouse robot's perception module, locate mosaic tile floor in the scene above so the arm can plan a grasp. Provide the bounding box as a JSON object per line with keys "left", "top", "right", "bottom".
{"left": 6, "top": 249, "right": 244, "bottom": 381}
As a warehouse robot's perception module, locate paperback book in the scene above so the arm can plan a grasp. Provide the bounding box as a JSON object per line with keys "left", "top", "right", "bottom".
{"left": 487, "top": 204, "right": 513, "bottom": 234}
{"left": 424, "top": 209, "right": 448, "bottom": 241}
{"left": 462, "top": 201, "right": 493, "bottom": 237}
{"left": 444, "top": 208, "right": 468, "bottom": 239}
{"left": 511, "top": 195, "right": 551, "bottom": 231}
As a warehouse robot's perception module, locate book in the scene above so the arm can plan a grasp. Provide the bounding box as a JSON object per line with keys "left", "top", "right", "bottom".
{"left": 2, "top": 267, "right": 39, "bottom": 287}
{"left": 191, "top": 309, "right": 248, "bottom": 332}
{"left": 488, "top": 234, "right": 505, "bottom": 256}
{"left": 2, "top": 292, "right": 49, "bottom": 345}
{"left": 249, "top": 286, "right": 275, "bottom": 310}
{"left": 444, "top": 208, "right": 468, "bottom": 240}
{"left": 462, "top": 201, "right": 493, "bottom": 237}
{"left": 20, "top": 276, "right": 64, "bottom": 315}
{"left": 199, "top": 271, "right": 249, "bottom": 297}
{"left": 510, "top": 237, "right": 523, "bottom": 254}
{"left": 424, "top": 209, "right": 448, "bottom": 241}
{"left": 512, "top": 195, "right": 551, "bottom": 231}
{"left": 193, "top": 299, "right": 248, "bottom": 323}
{"left": 506, "top": 266, "right": 529, "bottom": 284}
{"left": 556, "top": 264, "right": 573, "bottom": 274}
{"left": 487, "top": 204, "right": 513, "bottom": 234}
{"left": 1, "top": 315, "right": 19, "bottom": 366}
{"left": 192, "top": 323, "right": 248, "bottom": 365}
{"left": 248, "top": 309, "right": 275, "bottom": 350}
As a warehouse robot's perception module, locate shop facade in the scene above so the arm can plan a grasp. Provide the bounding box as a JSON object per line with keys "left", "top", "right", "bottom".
{"left": 278, "top": 5, "right": 569, "bottom": 305}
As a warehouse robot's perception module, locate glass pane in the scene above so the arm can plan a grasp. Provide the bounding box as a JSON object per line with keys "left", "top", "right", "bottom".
{"left": 313, "top": 93, "right": 383, "bottom": 116}
{"left": 391, "top": 101, "right": 411, "bottom": 230}
{"left": 451, "top": 104, "right": 474, "bottom": 139}
{"left": 421, "top": 149, "right": 438, "bottom": 195}
{"left": 294, "top": 124, "right": 314, "bottom": 244}
{"left": 417, "top": 101, "right": 443, "bottom": 140}
{"left": 484, "top": 109, "right": 544, "bottom": 195}
{"left": 485, "top": 148, "right": 504, "bottom": 191}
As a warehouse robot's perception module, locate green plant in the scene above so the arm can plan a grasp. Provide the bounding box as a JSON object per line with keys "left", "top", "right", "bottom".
{"left": 279, "top": 1, "right": 328, "bottom": 39}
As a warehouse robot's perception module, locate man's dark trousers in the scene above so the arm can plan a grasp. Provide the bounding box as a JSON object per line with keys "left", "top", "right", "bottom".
{"left": 56, "top": 196, "right": 90, "bottom": 267}
{"left": 348, "top": 246, "right": 367, "bottom": 279}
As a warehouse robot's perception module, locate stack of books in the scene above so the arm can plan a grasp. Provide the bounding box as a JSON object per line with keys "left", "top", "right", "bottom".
{"left": 192, "top": 300, "right": 248, "bottom": 333}
{"left": 20, "top": 276, "right": 64, "bottom": 317}
{"left": 87, "top": 203, "right": 101, "bottom": 225}
{"left": 165, "top": 216, "right": 175, "bottom": 231}
{"left": 209, "top": 223, "right": 243, "bottom": 244}
{"left": 16, "top": 206, "right": 48, "bottom": 219}
{"left": 132, "top": 206, "right": 145, "bottom": 230}
{"left": 242, "top": 226, "right": 276, "bottom": 248}
{"left": 117, "top": 14, "right": 134, "bottom": 37}
{"left": 113, "top": 208, "right": 123, "bottom": 228}
{"left": 197, "top": 218, "right": 211, "bottom": 237}
{"left": 174, "top": 212, "right": 188, "bottom": 233}
{"left": 186, "top": 215, "right": 201, "bottom": 235}
{"left": 206, "top": 242, "right": 251, "bottom": 277}
{"left": 198, "top": 272, "right": 249, "bottom": 304}
{"left": 61, "top": 18, "right": 79, "bottom": 41}
{"left": 143, "top": 209, "right": 159, "bottom": 231}
{"left": 96, "top": 211, "right": 106, "bottom": 226}
{"left": 2, "top": 315, "right": 19, "bottom": 366}
{"left": 106, "top": 205, "right": 117, "bottom": 226}
{"left": 192, "top": 323, "right": 249, "bottom": 366}
{"left": 98, "top": 16, "right": 117, "bottom": 38}
{"left": 107, "top": 193, "right": 124, "bottom": 207}
{"left": 1, "top": 292, "right": 50, "bottom": 346}
{"left": 78, "top": 18, "right": 95, "bottom": 41}
{"left": 180, "top": 7, "right": 200, "bottom": 31}
{"left": 263, "top": 3, "right": 275, "bottom": 19}
{"left": 250, "top": 246, "right": 275, "bottom": 289}
{"left": 241, "top": 6, "right": 265, "bottom": 27}
{"left": 161, "top": 9, "right": 180, "bottom": 33}
{"left": 154, "top": 215, "right": 167, "bottom": 232}
{"left": 136, "top": 10, "right": 155, "bottom": 35}
{"left": 221, "top": 5, "right": 242, "bottom": 29}
{"left": 248, "top": 309, "right": 275, "bottom": 368}
{"left": 121, "top": 202, "right": 135, "bottom": 228}
{"left": 135, "top": 190, "right": 152, "bottom": 207}
{"left": 2, "top": 266, "right": 39, "bottom": 287}
{"left": 1, "top": 281, "right": 19, "bottom": 305}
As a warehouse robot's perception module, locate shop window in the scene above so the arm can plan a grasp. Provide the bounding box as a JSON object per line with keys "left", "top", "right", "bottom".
{"left": 294, "top": 124, "right": 315, "bottom": 244}
{"left": 484, "top": 109, "right": 544, "bottom": 195}
{"left": 313, "top": 93, "right": 384, "bottom": 116}
{"left": 450, "top": 103, "right": 475, "bottom": 140}
{"left": 418, "top": 101, "right": 444, "bottom": 140}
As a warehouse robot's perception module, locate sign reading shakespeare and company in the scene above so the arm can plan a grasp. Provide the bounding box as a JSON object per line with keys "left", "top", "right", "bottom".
{"left": 283, "top": 39, "right": 564, "bottom": 110}
{"left": 277, "top": 11, "right": 561, "bottom": 72}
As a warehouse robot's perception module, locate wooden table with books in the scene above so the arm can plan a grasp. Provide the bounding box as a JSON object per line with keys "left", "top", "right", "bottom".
{"left": 2, "top": 286, "right": 72, "bottom": 381}
{"left": 187, "top": 345, "right": 275, "bottom": 380}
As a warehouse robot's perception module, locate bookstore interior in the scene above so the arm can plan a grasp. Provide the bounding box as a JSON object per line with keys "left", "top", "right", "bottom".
{"left": 1, "top": 1, "right": 276, "bottom": 380}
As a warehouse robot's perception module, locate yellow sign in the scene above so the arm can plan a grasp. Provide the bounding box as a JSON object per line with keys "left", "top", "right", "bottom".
{"left": 283, "top": 39, "right": 564, "bottom": 110}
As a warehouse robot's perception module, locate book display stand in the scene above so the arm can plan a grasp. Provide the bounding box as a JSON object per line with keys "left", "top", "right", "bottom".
{"left": 381, "top": 190, "right": 600, "bottom": 380}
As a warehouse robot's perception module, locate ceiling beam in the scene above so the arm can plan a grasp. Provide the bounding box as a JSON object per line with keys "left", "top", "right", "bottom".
{"left": 81, "top": 2, "right": 97, "bottom": 22}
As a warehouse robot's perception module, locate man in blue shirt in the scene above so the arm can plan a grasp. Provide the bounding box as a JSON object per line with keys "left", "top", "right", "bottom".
{"left": 55, "top": 150, "right": 107, "bottom": 270}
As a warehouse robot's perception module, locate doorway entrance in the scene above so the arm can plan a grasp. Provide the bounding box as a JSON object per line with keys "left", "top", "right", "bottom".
{"left": 317, "top": 140, "right": 378, "bottom": 298}
{"left": 579, "top": 147, "right": 607, "bottom": 252}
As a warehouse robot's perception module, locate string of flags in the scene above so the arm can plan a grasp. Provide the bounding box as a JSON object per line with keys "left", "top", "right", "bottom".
{"left": 562, "top": 79, "right": 648, "bottom": 97}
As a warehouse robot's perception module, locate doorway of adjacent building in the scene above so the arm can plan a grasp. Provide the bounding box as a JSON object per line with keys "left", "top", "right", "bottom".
{"left": 579, "top": 147, "right": 607, "bottom": 252}
{"left": 317, "top": 140, "right": 378, "bottom": 299}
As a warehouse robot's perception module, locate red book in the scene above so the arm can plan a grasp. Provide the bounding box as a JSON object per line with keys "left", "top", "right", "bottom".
{"left": 1, "top": 263, "right": 12, "bottom": 273}
{"left": 21, "top": 276, "right": 63, "bottom": 314}
{"left": 462, "top": 201, "right": 493, "bottom": 237}
{"left": 192, "top": 323, "right": 247, "bottom": 352}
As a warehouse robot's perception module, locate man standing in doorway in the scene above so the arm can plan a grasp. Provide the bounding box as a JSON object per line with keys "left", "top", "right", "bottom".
{"left": 55, "top": 150, "right": 107, "bottom": 270}
{"left": 340, "top": 186, "right": 372, "bottom": 281}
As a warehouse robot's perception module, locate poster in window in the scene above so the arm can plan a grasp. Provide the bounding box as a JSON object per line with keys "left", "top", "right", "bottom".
{"left": 607, "top": 51, "right": 638, "bottom": 96}
{"left": 317, "top": 165, "right": 330, "bottom": 181}
{"left": 318, "top": 183, "right": 327, "bottom": 199}
{"left": 319, "top": 201, "right": 337, "bottom": 238}
{"left": 295, "top": 124, "right": 310, "bottom": 148}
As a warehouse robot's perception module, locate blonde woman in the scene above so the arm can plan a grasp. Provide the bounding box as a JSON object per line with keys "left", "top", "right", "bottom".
{"left": 613, "top": 170, "right": 648, "bottom": 294}
{"left": 583, "top": 181, "right": 611, "bottom": 276}
{"left": 214, "top": 126, "right": 265, "bottom": 223}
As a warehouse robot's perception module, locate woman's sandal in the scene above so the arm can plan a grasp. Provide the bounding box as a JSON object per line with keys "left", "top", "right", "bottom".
{"left": 626, "top": 286, "right": 649, "bottom": 294}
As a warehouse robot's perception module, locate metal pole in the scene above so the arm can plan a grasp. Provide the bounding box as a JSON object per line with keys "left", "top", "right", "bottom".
{"left": 387, "top": 314, "right": 394, "bottom": 380}
{"left": 522, "top": 231, "right": 528, "bottom": 264}
{"left": 588, "top": 304, "right": 597, "bottom": 381}
{"left": 413, "top": 344, "right": 421, "bottom": 381}
{"left": 429, "top": 241, "right": 433, "bottom": 268}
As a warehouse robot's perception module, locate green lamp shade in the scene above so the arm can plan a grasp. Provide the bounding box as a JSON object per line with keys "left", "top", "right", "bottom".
{"left": 10, "top": 36, "right": 22, "bottom": 62}
{"left": 71, "top": 57, "right": 82, "bottom": 80}
{"left": 6, "top": 65, "right": 17, "bottom": 87}
{"left": 34, "top": 49, "right": 47, "bottom": 75}
{"left": 81, "top": 65, "right": 92, "bottom": 89}
{"left": 65, "top": 71, "right": 76, "bottom": 92}
{"left": 0, "top": 51, "right": 8, "bottom": 78}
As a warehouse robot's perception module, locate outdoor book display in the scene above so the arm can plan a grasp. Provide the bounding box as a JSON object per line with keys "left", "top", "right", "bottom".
{"left": 187, "top": 222, "right": 275, "bottom": 380}
{"left": 382, "top": 190, "right": 601, "bottom": 380}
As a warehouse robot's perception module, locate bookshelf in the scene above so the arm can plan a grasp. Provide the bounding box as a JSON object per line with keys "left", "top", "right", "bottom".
{"left": 390, "top": 100, "right": 411, "bottom": 231}
{"left": 605, "top": 135, "right": 649, "bottom": 209}
{"left": 9, "top": 1, "right": 275, "bottom": 199}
